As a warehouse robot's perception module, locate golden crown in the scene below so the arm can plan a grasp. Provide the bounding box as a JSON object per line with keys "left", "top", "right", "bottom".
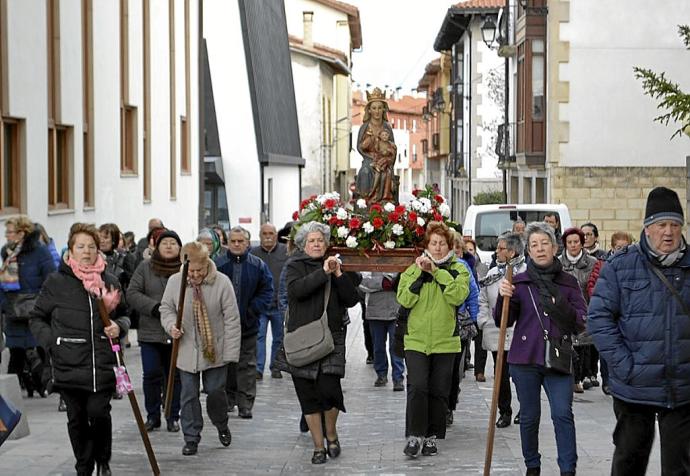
{"left": 366, "top": 87, "right": 387, "bottom": 103}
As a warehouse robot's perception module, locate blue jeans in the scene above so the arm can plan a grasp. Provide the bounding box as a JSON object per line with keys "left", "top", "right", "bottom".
{"left": 179, "top": 365, "right": 229, "bottom": 444}
{"left": 509, "top": 364, "right": 577, "bottom": 473}
{"left": 256, "top": 309, "right": 284, "bottom": 374}
{"left": 369, "top": 320, "right": 404, "bottom": 381}
{"left": 140, "top": 341, "right": 181, "bottom": 422}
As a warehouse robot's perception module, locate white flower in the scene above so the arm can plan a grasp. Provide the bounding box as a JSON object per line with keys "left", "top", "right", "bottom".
{"left": 316, "top": 194, "right": 327, "bottom": 205}
{"left": 410, "top": 200, "right": 422, "bottom": 211}
{"left": 420, "top": 197, "right": 432, "bottom": 209}
{"left": 345, "top": 236, "right": 358, "bottom": 248}
{"left": 420, "top": 205, "right": 429, "bottom": 214}
{"left": 337, "top": 226, "right": 350, "bottom": 238}
{"left": 323, "top": 213, "right": 332, "bottom": 222}
{"left": 384, "top": 202, "right": 395, "bottom": 213}
{"left": 392, "top": 224, "right": 404, "bottom": 236}
{"left": 336, "top": 207, "right": 349, "bottom": 220}
{"left": 439, "top": 203, "right": 451, "bottom": 218}
{"left": 363, "top": 221, "right": 374, "bottom": 234}
{"left": 356, "top": 198, "right": 367, "bottom": 209}
{"left": 384, "top": 240, "right": 396, "bottom": 249}
{"left": 417, "top": 217, "right": 426, "bottom": 227}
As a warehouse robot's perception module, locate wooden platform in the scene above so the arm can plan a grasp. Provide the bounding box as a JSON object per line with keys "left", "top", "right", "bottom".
{"left": 327, "top": 247, "right": 420, "bottom": 272}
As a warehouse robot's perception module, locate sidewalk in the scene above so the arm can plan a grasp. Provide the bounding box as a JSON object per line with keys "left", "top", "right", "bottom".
{"left": 0, "top": 306, "right": 659, "bottom": 475}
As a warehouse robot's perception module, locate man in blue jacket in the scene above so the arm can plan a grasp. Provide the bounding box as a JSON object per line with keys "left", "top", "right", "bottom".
{"left": 588, "top": 186, "right": 690, "bottom": 476}
{"left": 215, "top": 226, "right": 273, "bottom": 419}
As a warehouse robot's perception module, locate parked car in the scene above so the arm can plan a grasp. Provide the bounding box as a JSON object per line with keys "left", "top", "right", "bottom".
{"left": 462, "top": 203, "right": 572, "bottom": 265}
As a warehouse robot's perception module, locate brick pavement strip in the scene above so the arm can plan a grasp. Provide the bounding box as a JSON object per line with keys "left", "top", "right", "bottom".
{"left": 1, "top": 307, "right": 660, "bottom": 475}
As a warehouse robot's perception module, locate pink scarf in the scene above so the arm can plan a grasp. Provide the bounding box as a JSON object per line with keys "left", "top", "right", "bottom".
{"left": 67, "top": 254, "right": 120, "bottom": 312}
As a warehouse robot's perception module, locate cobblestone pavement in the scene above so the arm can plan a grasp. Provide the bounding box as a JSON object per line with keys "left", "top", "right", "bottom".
{"left": 1, "top": 306, "right": 660, "bottom": 475}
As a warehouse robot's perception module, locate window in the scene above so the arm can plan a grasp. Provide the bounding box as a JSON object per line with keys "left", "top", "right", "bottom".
{"left": 0, "top": 119, "right": 21, "bottom": 213}
{"left": 180, "top": 116, "right": 189, "bottom": 173}
{"left": 121, "top": 106, "right": 137, "bottom": 173}
{"left": 412, "top": 143, "right": 417, "bottom": 163}
{"left": 48, "top": 125, "right": 72, "bottom": 209}
{"left": 181, "top": 0, "right": 191, "bottom": 174}
{"left": 422, "top": 139, "right": 428, "bottom": 155}
{"left": 142, "top": 0, "right": 151, "bottom": 201}
{"left": 532, "top": 40, "right": 544, "bottom": 120}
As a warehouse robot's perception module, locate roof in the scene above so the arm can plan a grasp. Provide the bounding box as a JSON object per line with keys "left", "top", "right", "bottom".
{"left": 288, "top": 35, "right": 350, "bottom": 75}
{"left": 453, "top": 0, "right": 504, "bottom": 9}
{"left": 310, "top": 0, "right": 363, "bottom": 50}
{"left": 416, "top": 58, "right": 442, "bottom": 91}
{"left": 433, "top": 0, "right": 502, "bottom": 51}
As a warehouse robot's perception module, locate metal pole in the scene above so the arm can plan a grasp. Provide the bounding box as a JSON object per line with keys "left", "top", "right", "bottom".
{"left": 503, "top": 0, "right": 510, "bottom": 204}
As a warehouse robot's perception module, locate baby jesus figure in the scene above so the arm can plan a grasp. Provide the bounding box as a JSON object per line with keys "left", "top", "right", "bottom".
{"left": 368, "top": 130, "right": 397, "bottom": 202}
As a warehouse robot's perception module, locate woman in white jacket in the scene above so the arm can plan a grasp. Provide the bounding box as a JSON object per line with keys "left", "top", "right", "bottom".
{"left": 477, "top": 232, "right": 526, "bottom": 428}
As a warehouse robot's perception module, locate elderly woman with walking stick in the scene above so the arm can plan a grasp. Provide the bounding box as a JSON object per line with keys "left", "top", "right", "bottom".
{"left": 160, "top": 241, "right": 241, "bottom": 456}
{"left": 495, "top": 222, "right": 586, "bottom": 476}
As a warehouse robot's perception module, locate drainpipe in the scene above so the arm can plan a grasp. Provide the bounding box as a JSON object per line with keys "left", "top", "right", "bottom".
{"left": 198, "top": 0, "right": 205, "bottom": 230}
{"left": 503, "top": 0, "right": 510, "bottom": 203}
{"left": 468, "top": 28, "right": 472, "bottom": 206}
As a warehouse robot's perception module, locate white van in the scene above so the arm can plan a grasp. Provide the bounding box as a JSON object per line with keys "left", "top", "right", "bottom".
{"left": 462, "top": 203, "right": 572, "bottom": 265}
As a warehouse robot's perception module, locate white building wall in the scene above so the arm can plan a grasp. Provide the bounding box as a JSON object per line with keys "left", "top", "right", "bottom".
{"left": 263, "top": 165, "right": 301, "bottom": 228}
{"left": 393, "top": 128, "right": 411, "bottom": 194}
{"left": 559, "top": 0, "right": 690, "bottom": 168}
{"left": 3, "top": 0, "right": 200, "bottom": 249}
{"left": 284, "top": 0, "right": 350, "bottom": 55}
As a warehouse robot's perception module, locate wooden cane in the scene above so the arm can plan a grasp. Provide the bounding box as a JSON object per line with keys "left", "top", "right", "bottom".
{"left": 483, "top": 264, "right": 514, "bottom": 476}
{"left": 97, "top": 298, "right": 160, "bottom": 476}
{"left": 164, "top": 256, "right": 189, "bottom": 420}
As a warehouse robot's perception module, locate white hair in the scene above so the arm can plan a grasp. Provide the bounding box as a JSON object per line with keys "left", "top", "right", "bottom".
{"left": 293, "top": 221, "right": 331, "bottom": 250}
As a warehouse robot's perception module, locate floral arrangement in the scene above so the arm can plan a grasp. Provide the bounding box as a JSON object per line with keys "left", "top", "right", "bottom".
{"left": 290, "top": 186, "right": 456, "bottom": 251}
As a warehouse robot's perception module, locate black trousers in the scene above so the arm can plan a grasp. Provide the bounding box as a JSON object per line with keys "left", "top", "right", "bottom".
{"left": 61, "top": 388, "right": 113, "bottom": 475}
{"left": 473, "top": 330, "right": 487, "bottom": 375}
{"left": 611, "top": 397, "right": 690, "bottom": 476}
{"left": 574, "top": 344, "right": 596, "bottom": 383}
{"left": 361, "top": 296, "right": 373, "bottom": 358}
{"left": 405, "top": 351, "right": 455, "bottom": 439}
{"left": 448, "top": 352, "right": 463, "bottom": 411}
{"left": 491, "top": 351, "right": 512, "bottom": 416}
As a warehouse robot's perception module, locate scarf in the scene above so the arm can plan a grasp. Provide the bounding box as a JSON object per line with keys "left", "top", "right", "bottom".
{"left": 496, "top": 253, "right": 526, "bottom": 277}
{"left": 644, "top": 234, "right": 687, "bottom": 267}
{"left": 0, "top": 241, "right": 22, "bottom": 292}
{"left": 191, "top": 282, "right": 216, "bottom": 363}
{"left": 150, "top": 249, "right": 181, "bottom": 277}
{"left": 585, "top": 243, "right": 600, "bottom": 255}
{"left": 68, "top": 254, "right": 120, "bottom": 313}
{"left": 423, "top": 249, "right": 456, "bottom": 267}
{"left": 526, "top": 259, "right": 578, "bottom": 335}
{"left": 566, "top": 250, "right": 583, "bottom": 264}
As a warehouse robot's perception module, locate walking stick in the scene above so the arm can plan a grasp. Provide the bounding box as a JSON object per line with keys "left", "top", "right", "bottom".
{"left": 483, "top": 263, "right": 514, "bottom": 476}
{"left": 96, "top": 298, "right": 160, "bottom": 476}
{"left": 164, "top": 256, "right": 189, "bottom": 420}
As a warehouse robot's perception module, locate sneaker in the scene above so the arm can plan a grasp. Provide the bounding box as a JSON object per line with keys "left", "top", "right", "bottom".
{"left": 582, "top": 377, "right": 593, "bottom": 390}
{"left": 591, "top": 377, "right": 600, "bottom": 387}
{"left": 573, "top": 383, "right": 584, "bottom": 393}
{"left": 421, "top": 436, "right": 438, "bottom": 456}
{"left": 393, "top": 380, "right": 404, "bottom": 392}
{"left": 374, "top": 376, "right": 388, "bottom": 387}
{"left": 403, "top": 436, "right": 422, "bottom": 458}
{"left": 182, "top": 442, "right": 198, "bottom": 456}
{"left": 218, "top": 426, "right": 232, "bottom": 446}
{"left": 271, "top": 370, "right": 283, "bottom": 379}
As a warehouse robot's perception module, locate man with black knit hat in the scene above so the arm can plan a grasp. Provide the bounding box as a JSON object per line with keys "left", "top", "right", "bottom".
{"left": 589, "top": 186, "right": 690, "bottom": 476}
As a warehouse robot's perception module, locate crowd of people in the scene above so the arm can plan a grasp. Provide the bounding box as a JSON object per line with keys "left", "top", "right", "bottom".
{"left": 1, "top": 186, "right": 689, "bottom": 475}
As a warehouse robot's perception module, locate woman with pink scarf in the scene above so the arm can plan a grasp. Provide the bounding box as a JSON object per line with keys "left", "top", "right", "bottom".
{"left": 30, "top": 223, "right": 129, "bottom": 476}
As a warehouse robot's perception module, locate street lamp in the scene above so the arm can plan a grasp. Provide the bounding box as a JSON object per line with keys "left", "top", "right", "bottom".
{"left": 481, "top": 16, "right": 497, "bottom": 49}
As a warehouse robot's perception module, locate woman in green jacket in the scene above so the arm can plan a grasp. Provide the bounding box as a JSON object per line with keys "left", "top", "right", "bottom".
{"left": 397, "top": 221, "right": 470, "bottom": 458}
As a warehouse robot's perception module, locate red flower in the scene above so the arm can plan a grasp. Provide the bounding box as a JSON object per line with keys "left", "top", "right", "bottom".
{"left": 349, "top": 217, "right": 361, "bottom": 230}
{"left": 324, "top": 198, "right": 337, "bottom": 209}
{"left": 370, "top": 204, "right": 383, "bottom": 213}
{"left": 435, "top": 194, "right": 444, "bottom": 204}
{"left": 409, "top": 211, "right": 418, "bottom": 222}
{"left": 292, "top": 211, "right": 299, "bottom": 221}
{"left": 412, "top": 189, "right": 419, "bottom": 197}
{"left": 388, "top": 212, "right": 400, "bottom": 223}
{"left": 328, "top": 216, "right": 339, "bottom": 225}
{"left": 309, "top": 194, "right": 317, "bottom": 200}
{"left": 415, "top": 226, "right": 425, "bottom": 236}
{"left": 395, "top": 205, "right": 406, "bottom": 215}
{"left": 433, "top": 211, "right": 443, "bottom": 222}
{"left": 300, "top": 199, "right": 310, "bottom": 210}
{"left": 373, "top": 217, "right": 384, "bottom": 229}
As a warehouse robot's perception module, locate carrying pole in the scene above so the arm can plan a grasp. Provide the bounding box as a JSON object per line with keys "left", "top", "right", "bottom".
{"left": 164, "top": 257, "right": 189, "bottom": 420}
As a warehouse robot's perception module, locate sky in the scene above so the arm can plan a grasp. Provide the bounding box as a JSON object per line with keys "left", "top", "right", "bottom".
{"left": 346, "top": 0, "right": 454, "bottom": 95}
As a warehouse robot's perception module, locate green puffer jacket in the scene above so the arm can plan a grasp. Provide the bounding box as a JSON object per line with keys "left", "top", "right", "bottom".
{"left": 396, "top": 261, "right": 470, "bottom": 355}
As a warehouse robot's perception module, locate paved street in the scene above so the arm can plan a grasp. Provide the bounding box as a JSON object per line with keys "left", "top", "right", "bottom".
{"left": 1, "top": 306, "right": 660, "bottom": 475}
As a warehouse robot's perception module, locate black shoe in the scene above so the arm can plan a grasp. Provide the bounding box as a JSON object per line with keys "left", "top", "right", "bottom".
{"left": 256, "top": 371, "right": 263, "bottom": 380}
{"left": 112, "top": 392, "right": 123, "bottom": 400}
{"left": 446, "top": 409, "right": 454, "bottom": 426}
{"left": 393, "top": 380, "right": 404, "bottom": 392}
{"left": 144, "top": 418, "right": 161, "bottom": 432}
{"left": 96, "top": 462, "right": 111, "bottom": 476}
{"left": 514, "top": 412, "right": 521, "bottom": 424}
{"left": 58, "top": 397, "right": 67, "bottom": 412}
{"left": 591, "top": 378, "right": 600, "bottom": 387}
{"left": 218, "top": 426, "right": 232, "bottom": 446}
{"left": 403, "top": 436, "right": 422, "bottom": 458}
{"left": 582, "top": 378, "right": 593, "bottom": 390}
{"left": 421, "top": 436, "right": 438, "bottom": 456}
{"left": 466, "top": 362, "right": 474, "bottom": 370}
{"left": 326, "top": 439, "right": 341, "bottom": 458}
{"left": 311, "top": 448, "right": 327, "bottom": 464}
{"left": 238, "top": 408, "right": 253, "bottom": 419}
{"left": 561, "top": 472, "right": 575, "bottom": 476}
{"left": 182, "top": 442, "right": 198, "bottom": 455}
{"left": 271, "top": 370, "right": 283, "bottom": 379}
{"left": 167, "top": 420, "right": 180, "bottom": 432}
{"left": 299, "top": 414, "right": 309, "bottom": 433}
{"left": 602, "top": 385, "right": 612, "bottom": 396}
{"left": 526, "top": 467, "right": 540, "bottom": 476}
{"left": 374, "top": 376, "right": 388, "bottom": 387}
{"left": 366, "top": 355, "right": 374, "bottom": 365}
{"left": 496, "top": 413, "right": 512, "bottom": 428}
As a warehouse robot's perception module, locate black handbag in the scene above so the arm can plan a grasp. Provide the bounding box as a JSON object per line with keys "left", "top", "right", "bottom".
{"left": 528, "top": 287, "right": 574, "bottom": 374}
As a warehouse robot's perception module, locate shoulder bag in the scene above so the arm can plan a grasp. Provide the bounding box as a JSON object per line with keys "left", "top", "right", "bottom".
{"left": 528, "top": 287, "right": 574, "bottom": 374}
{"left": 283, "top": 279, "right": 334, "bottom": 367}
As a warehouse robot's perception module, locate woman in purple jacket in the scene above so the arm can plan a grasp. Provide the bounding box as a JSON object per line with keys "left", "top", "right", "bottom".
{"left": 496, "top": 222, "right": 586, "bottom": 476}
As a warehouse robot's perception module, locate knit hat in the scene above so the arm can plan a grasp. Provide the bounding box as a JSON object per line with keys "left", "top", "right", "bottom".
{"left": 644, "top": 187, "right": 684, "bottom": 227}
{"left": 155, "top": 229, "right": 182, "bottom": 249}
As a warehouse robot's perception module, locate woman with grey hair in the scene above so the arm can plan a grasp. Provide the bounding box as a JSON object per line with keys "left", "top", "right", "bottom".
{"left": 495, "top": 221, "right": 587, "bottom": 475}
{"left": 478, "top": 232, "right": 526, "bottom": 428}
{"left": 274, "top": 221, "right": 360, "bottom": 464}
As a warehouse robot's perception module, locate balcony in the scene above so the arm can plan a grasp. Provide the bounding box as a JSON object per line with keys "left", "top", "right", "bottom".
{"left": 496, "top": 122, "right": 516, "bottom": 168}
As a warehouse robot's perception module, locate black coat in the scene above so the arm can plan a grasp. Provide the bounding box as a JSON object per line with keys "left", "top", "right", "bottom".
{"left": 274, "top": 252, "right": 359, "bottom": 379}
{"left": 29, "top": 260, "right": 130, "bottom": 393}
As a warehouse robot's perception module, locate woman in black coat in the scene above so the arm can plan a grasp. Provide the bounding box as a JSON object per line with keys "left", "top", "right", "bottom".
{"left": 274, "top": 221, "right": 359, "bottom": 465}
{"left": 30, "top": 223, "right": 129, "bottom": 476}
